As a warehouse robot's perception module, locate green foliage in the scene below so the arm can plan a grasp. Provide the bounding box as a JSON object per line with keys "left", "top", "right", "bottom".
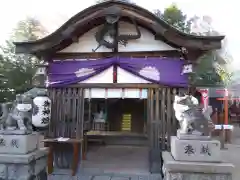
{"left": 154, "top": 3, "right": 195, "bottom": 33}
{"left": 192, "top": 52, "right": 222, "bottom": 86}
{"left": 214, "top": 57, "right": 233, "bottom": 85}
{"left": 190, "top": 51, "right": 232, "bottom": 87}
{"left": 0, "top": 17, "right": 46, "bottom": 102}
{"left": 157, "top": 4, "right": 231, "bottom": 87}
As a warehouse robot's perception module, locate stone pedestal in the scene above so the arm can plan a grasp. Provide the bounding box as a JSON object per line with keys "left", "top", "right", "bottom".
{"left": 162, "top": 151, "right": 234, "bottom": 180}
{"left": 171, "top": 136, "right": 221, "bottom": 162}
{"left": 0, "top": 134, "right": 38, "bottom": 154}
{"left": 163, "top": 135, "right": 234, "bottom": 180}
{"left": 0, "top": 133, "right": 48, "bottom": 180}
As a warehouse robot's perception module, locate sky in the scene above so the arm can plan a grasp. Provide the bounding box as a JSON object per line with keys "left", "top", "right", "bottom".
{"left": 0, "top": 0, "right": 239, "bottom": 67}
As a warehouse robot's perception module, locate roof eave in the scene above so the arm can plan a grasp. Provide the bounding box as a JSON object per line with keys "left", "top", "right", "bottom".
{"left": 13, "top": 1, "right": 225, "bottom": 54}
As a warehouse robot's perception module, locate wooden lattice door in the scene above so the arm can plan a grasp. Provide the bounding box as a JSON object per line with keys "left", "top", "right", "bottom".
{"left": 147, "top": 87, "right": 177, "bottom": 173}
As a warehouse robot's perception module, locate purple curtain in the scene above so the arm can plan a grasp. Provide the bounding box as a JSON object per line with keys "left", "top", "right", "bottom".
{"left": 48, "top": 57, "right": 188, "bottom": 87}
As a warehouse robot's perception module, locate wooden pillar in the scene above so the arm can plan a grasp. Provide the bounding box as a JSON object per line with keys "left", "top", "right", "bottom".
{"left": 148, "top": 88, "right": 161, "bottom": 173}
{"left": 224, "top": 96, "right": 229, "bottom": 125}
{"left": 217, "top": 89, "right": 231, "bottom": 145}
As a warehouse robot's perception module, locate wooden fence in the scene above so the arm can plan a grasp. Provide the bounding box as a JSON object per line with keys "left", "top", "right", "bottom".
{"left": 147, "top": 87, "right": 178, "bottom": 173}
{"left": 47, "top": 87, "right": 85, "bottom": 139}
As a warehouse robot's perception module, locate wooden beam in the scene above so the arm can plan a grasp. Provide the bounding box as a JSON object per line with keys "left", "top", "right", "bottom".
{"left": 40, "top": 83, "right": 227, "bottom": 89}
{"left": 52, "top": 50, "right": 182, "bottom": 60}
{"left": 44, "top": 83, "right": 184, "bottom": 89}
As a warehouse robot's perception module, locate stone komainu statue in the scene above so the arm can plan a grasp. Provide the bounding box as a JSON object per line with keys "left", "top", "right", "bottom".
{"left": 173, "top": 94, "right": 214, "bottom": 136}
{"left": 0, "top": 94, "right": 33, "bottom": 134}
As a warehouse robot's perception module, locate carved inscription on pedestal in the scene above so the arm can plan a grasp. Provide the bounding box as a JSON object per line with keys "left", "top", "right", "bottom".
{"left": 171, "top": 136, "right": 220, "bottom": 162}
{"left": 0, "top": 138, "right": 6, "bottom": 147}
{"left": 200, "top": 144, "right": 211, "bottom": 156}
{"left": 183, "top": 143, "right": 212, "bottom": 157}
{"left": 0, "top": 136, "right": 20, "bottom": 149}
{"left": 184, "top": 144, "right": 195, "bottom": 155}
{"left": 0, "top": 134, "right": 37, "bottom": 154}
{"left": 10, "top": 139, "right": 19, "bottom": 148}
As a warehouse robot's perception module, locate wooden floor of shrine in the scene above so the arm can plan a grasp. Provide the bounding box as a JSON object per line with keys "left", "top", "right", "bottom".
{"left": 48, "top": 145, "right": 162, "bottom": 180}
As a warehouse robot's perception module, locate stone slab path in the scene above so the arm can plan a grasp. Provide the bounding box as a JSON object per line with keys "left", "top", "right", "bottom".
{"left": 48, "top": 173, "right": 162, "bottom": 180}
{"left": 218, "top": 125, "right": 240, "bottom": 180}
{"left": 47, "top": 145, "right": 162, "bottom": 180}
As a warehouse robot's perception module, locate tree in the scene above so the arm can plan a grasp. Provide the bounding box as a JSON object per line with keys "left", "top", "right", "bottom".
{"left": 191, "top": 52, "right": 224, "bottom": 86}
{"left": 190, "top": 17, "right": 233, "bottom": 87}
{"left": 154, "top": 4, "right": 196, "bottom": 33}
{"left": 156, "top": 4, "right": 232, "bottom": 87}
{"left": 0, "top": 17, "right": 46, "bottom": 102}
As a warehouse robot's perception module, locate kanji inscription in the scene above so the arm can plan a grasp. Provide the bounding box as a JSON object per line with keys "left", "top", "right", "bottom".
{"left": 0, "top": 138, "right": 6, "bottom": 146}
{"left": 11, "top": 139, "right": 19, "bottom": 148}
{"left": 184, "top": 144, "right": 195, "bottom": 155}
{"left": 41, "top": 100, "right": 51, "bottom": 124}
{"left": 200, "top": 144, "right": 211, "bottom": 156}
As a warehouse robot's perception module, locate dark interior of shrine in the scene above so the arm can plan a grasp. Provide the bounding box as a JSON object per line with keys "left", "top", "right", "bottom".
{"left": 86, "top": 98, "right": 146, "bottom": 134}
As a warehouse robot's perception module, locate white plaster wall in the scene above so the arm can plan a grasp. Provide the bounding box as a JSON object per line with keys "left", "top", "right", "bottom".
{"left": 84, "top": 88, "right": 148, "bottom": 99}
{"left": 118, "top": 21, "right": 176, "bottom": 52}
{"left": 80, "top": 66, "right": 151, "bottom": 84}
{"left": 80, "top": 66, "right": 113, "bottom": 83}
{"left": 60, "top": 25, "right": 112, "bottom": 53}
{"left": 59, "top": 21, "right": 176, "bottom": 53}
{"left": 117, "top": 67, "right": 150, "bottom": 83}
{"left": 82, "top": 66, "right": 149, "bottom": 98}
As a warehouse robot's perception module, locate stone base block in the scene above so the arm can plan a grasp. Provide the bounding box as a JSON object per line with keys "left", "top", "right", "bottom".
{"left": 149, "top": 148, "right": 162, "bottom": 173}
{"left": 162, "top": 151, "right": 234, "bottom": 180}
{"left": 0, "top": 129, "right": 32, "bottom": 135}
{"left": 0, "top": 133, "right": 38, "bottom": 154}
{"left": 177, "top": 130, "right": 210, "bottom": 140}
{"left": 171, "top": 136, "right": 221, "bottom": 162}
{"left": 0, "top": 148, "right": 48, "bottom": 180}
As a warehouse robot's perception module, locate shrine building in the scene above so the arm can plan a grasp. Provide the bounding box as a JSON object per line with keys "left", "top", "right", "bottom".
{"left": 14, "top": 1, "right": 224, "bottom": 176}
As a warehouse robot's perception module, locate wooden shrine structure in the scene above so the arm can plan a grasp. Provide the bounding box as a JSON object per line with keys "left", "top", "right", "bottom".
{"left": 14, "top": 1, "right": 224, "bottom": 176}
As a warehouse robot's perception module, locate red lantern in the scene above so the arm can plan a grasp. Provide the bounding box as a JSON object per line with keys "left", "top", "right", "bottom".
{"left": 198, "top": 89, "right": 209, "bottom": 110}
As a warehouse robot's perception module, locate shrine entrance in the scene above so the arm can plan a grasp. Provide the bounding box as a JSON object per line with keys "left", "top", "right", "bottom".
{"left": 46, "top": 85, "right": 179, "bottom": 175}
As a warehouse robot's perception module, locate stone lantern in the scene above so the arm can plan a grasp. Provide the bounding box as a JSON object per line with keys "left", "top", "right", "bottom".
{"left": 32, "top": 63, "right": 48, "bottom": 87}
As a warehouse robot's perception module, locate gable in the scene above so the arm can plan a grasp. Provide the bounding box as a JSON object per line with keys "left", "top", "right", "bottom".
{"left": 59, "top": 21, "right": 176, "bottom": 53}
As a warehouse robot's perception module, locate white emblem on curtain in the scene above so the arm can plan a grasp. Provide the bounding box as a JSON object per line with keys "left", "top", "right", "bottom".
{"left": 181, "top": 64, "right": 193, "bottom": 75}
{"left": 74, "top": 68, "right": 95, "bottom": 77}
{"left": 45, "top": 80, "right": 62, "bottom": 87}
{"left": 138, "top": 66, "right": 160, "bottom": 81}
